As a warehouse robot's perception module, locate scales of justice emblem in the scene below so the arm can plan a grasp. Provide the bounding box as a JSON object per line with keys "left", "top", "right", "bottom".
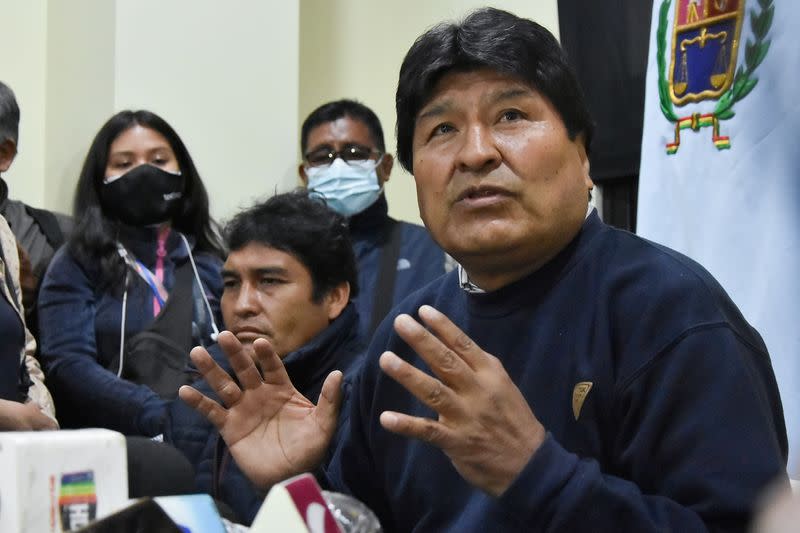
{"left": 655, "top": 0, "right": 774, "bottom": 154}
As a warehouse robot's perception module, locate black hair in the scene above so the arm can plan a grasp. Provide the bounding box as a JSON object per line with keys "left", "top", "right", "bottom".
{"left": 0, "top": 81, "right": 20, "bottom": 145}
{"left": 395, "top": 7, "right": 594, "bottom": 173}
{"left": 225, "top": 189, "right": 358, "bottom": 302}
{"left": 300, "top": 99, "right": 386, "bottom": 155}
{"left": 69, "top": 110, "right": 225, "bottom": 287}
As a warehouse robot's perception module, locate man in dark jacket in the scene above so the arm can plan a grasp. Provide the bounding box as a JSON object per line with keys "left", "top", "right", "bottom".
{"left": 168, "top": 190, "right": 364, "bottom": 524}
{"left": 0, "top": 80, "right": 73, "bottom": 328}
{"left": 299, "top": 100, "right": 449, "bottom": 342}
{"left": 182, "top": 8, "right": 788, "bottom": 532}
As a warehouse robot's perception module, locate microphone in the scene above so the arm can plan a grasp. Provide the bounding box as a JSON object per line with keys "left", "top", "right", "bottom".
{"left": 0, "top": 429, "right": 128, "bottom": 532}
{"left": 250, "top": 473, "right": 342, "bottom": 533}
{"left": 68, "top": 498, "right": 183, "bottom": 533}
{"left": 153, "top": 493, "right": 227, "bottom": 533}
{"left": 125, "top": 437, "right": 196, "bottom": 498}
{"left": 75, "top": 494, "right": 229, "bottom": 533}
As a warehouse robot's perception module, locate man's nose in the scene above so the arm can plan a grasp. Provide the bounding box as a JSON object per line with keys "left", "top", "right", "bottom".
{"left": 456, "top": 124, "right": 501, "bottom": 173}
{"left": 232, "top": 284, "right": 259, "bottom": 316}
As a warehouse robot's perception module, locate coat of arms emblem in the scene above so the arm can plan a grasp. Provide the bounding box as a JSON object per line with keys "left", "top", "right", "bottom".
{"left": 655, "top": 0, "right": 774, "bottom": 153}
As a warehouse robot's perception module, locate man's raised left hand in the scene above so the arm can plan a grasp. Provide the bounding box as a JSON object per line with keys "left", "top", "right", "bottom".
{"left": 378, "top": 305, "right": 546, "bottom": 497}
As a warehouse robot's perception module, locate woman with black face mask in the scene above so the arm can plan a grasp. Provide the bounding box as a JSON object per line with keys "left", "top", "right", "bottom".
{"left": 36, "top": 110, "right": 225, "bottom": 437}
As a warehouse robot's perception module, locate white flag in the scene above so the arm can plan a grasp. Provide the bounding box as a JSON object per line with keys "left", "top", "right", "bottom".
{"left": 638, "top": 0, "right": 800, "bottom": 474}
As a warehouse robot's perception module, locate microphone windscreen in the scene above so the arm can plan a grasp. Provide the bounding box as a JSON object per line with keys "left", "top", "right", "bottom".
{"left": 126, "top": 436, "right": 196, "bottom": 498}
{"left": 250, "top": 473, "right": 342, "bottom": 533}
{"left": 73, "top": 498, "right": 182, "bottom": 533}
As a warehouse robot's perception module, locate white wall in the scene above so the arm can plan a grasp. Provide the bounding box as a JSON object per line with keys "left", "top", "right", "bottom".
{"left": 3, "top": 1, "right": 557, "bottom": 225}
{"left": 2, "top": 0, "right": 300, "bottom": 223}
{"left": 0, "top": 0, "right": 48, "bottom": 207}
{"left": 45, "top": 0, "right": 116, "bottom": 214}
{"left": 299, "top": 1, "right": 560, "bottom": 224}
{"left": 114, "top": 0, "right": 300, "bottom": 222}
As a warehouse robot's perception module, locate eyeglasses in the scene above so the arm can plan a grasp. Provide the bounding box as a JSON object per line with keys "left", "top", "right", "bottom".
{"left": 304, "top": 144, "right": 383, "bottom": 168}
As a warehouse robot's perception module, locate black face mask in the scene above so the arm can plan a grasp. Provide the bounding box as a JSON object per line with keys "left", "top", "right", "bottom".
{"left": 100, "top": 164, "right": 185, "bottom": 227}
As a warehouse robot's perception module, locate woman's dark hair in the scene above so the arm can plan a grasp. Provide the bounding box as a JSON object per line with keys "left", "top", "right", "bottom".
{"left": 225, "top": 189, "right": 358, "bottom": 302}
{"left": 69, "top": 110, "right": 225, "bottom": 286}
{"left": 395, "top": 7, "right": 594, "bottom": 173}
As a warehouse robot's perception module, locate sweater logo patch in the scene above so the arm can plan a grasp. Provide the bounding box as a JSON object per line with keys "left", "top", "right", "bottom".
{"left": 572, "top": 381, "right": 593, "bottom": 420}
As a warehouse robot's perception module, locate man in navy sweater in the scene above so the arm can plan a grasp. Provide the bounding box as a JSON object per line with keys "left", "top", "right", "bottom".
{"left": 181, "top": 8, "right": 788, "bottom": 531}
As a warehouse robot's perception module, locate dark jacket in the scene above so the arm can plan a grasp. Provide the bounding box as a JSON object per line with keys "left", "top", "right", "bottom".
{"left": 349, "top": 195, "right": 447, "bottom": 342}
{"left": 0, "top": 178, "right": 73, "bottom": 282}
{"left": 0, "top": 177, "right": 74, "bottom": 335}
{"left": 38, "top": 226, "right": 223, "bottom": 436}
{"left": 167, "top": 302, "right": 365, "bottom": 525}
{"left": 324, "top": 211, "right": 788, "bottom": 532}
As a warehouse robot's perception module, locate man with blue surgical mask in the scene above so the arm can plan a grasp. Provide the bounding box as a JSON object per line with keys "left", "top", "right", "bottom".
{"left": 299, "top": 99, "right": 449, "bottom": 343}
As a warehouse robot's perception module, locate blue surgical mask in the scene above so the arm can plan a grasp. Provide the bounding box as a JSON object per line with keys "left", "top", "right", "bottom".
{"left": 304, "top": 157, "right": 383, "bottom": 218}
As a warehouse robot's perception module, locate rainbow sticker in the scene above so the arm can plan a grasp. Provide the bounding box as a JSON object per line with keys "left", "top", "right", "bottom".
{"left": 59, "top": 471, "right": 97, "bottom": 531}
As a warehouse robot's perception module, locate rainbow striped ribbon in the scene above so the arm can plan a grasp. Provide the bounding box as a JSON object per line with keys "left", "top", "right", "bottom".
{"left": 116, "top": 244, "right": 169, "bottom": 308}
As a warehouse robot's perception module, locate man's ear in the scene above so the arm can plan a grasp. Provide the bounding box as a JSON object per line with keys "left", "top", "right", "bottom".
{"left": 574, "top": 133, "right": 593, "bottom": 191}
{"left": 377, "top": 153, "right": 394, "bottom": 186}
{"left": 324, "top": 281, "right": 350, "bottom": 322}
{"left": 0, "top": 139, "right": 17, "bottom": 173}
{"left": 298, "top": 163, "right": 309, "bottom": 186}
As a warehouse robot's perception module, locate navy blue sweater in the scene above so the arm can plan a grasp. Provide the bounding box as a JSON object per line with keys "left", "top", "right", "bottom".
{"left": 325, "top": 211, "right": 787, "bottom": 532}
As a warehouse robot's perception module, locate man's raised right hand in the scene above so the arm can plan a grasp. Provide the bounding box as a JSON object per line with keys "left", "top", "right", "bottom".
{"left": 178, "top": 331, "right": 343, "bottom": 489}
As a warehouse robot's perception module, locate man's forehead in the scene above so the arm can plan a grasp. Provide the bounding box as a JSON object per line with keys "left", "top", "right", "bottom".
{"left": 417, "top": 69, "right": 537, "bottom": 118}
{"left": 223, "top": 243, "right": 292, "bottom": 271}
{"left": 306, "top": 116, "right": 376, "bottom": 149}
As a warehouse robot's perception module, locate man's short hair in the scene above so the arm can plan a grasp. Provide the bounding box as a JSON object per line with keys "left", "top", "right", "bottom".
{"left": 395, "top": 7, "right": 594, "bottom": 173}
{"left": 224, "top": 189, "right": 359, "bottom": 302}
{"left": 0, "top": 81, "right": 20, "bottom": 145}
{"left": 300, "top": 99, "right": 386, "bottom": 155}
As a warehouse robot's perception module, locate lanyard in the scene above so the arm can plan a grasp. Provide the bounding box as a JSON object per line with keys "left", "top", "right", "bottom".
{"left": 116, "top": 243, "right": 169, "bottom": 308}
